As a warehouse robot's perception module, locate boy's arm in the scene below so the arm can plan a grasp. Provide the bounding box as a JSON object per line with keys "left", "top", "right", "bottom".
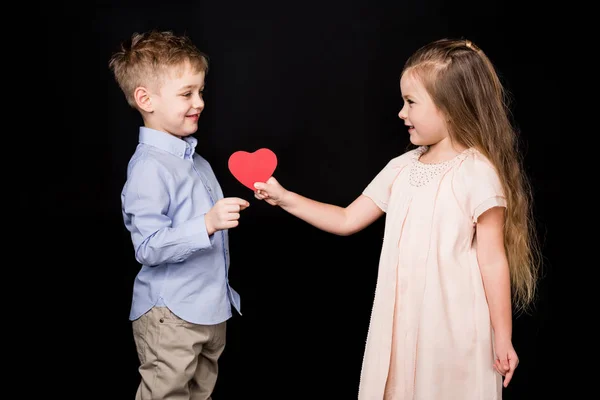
{"left": 122, "top": 160, "right": 213, "bottom": 266}
{"left": 254, "top": 177, "right": 383, "bottom": 236}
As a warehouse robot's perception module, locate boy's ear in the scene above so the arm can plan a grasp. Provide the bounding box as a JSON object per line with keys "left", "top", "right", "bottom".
{"left": 134, "top": 86, "right": 153, "bottom": 112}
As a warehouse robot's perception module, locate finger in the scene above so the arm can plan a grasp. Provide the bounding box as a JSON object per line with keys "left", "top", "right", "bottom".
{"left": 227, "top": 203, "right": 248, "bottom": 213}
{"left": 494, "top": 360, "right": 505, "bottom": 375}
{"left": 226, "top": 220, "right": 239, "bottom": 229}
{"left": 496, "top": 359, "right": 508, "bottom": 374}
{"left": 223, "top": 204, "right": 240, "bottom": 213}
{"left": 267, "top": 176, "right": 277, "bottom": 184}
{"left": 228, "top": 212, "right": 241, "bottom": 221}
{"left": 253, "top": 182, "right": 265, "bottom": 190}
{"left": 509, "top": 356, "right": 518, "bottom": 372}
{"left": 508, "top": 357, "right": 519, "bottom": 370}
{"left": 257, "top": 187, "right": 270, "bottom": 197}
{"left": 503, "top": 370, "right": 514, "bottom": 387}
{"left": 502, "top": 358, "right": 509, "bottom": 372}
{"left": 225, "top": 197, "right": 250, "bottom": 207}
{"left": 493, "top": 364, "right": 502, "bottom": 376}
{"left": 255, "top": 189, "right": 267, "bottom": 197}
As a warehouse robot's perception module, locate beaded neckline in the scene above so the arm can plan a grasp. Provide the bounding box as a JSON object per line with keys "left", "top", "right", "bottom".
{"left": 408, "top": 146, "right": 473, "bottom": 187}
{"left": 413, "top": 145, "right": 472, "bottom": 165}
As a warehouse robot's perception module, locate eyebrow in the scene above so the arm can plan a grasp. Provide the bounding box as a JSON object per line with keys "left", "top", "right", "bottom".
{"left": 179, "top": 84, "right": 204, "bottom": 91}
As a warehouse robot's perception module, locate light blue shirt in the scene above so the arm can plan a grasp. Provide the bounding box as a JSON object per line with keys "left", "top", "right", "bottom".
{"left": 121, "top": 127, "right": 241, "bottom": 325}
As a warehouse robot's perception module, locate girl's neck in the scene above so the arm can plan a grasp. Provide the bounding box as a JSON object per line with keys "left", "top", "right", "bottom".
{"left": 420, "top": 139, "right": 468, "bottom": 164}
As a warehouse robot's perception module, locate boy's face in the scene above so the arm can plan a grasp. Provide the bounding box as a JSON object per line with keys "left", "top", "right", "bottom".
{"left": 144, "top": 61, "right": 205, "bottom": 138}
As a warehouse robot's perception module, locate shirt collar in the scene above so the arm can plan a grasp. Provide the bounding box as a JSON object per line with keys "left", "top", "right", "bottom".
{"left": 138, "top": 127, "right": 197, "bottom": 160}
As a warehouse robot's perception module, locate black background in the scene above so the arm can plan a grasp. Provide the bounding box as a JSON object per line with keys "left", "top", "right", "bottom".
{"left": 43, "top": 1, "right": 569, "bottom": 398}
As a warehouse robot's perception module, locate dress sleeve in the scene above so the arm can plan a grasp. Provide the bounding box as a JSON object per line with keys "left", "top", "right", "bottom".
{"left": 362, "top": 149, "right": 416, "bottom": 212}
{"left": 454, "top": 150, "right": 507, "bottom": 223}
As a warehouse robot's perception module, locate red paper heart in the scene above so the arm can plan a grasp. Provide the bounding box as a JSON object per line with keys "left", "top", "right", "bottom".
{"left": 228, "top": 148, "right": 278, "bottom": 190}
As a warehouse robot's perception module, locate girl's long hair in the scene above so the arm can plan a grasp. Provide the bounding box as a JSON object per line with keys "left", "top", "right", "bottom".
{"left": 403, "top": 38, "right": 540, "bottom": 313}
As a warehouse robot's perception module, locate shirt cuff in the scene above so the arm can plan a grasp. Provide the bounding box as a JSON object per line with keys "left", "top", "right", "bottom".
{"left": 180, "top": 214, "right": 214, "bottom": 251}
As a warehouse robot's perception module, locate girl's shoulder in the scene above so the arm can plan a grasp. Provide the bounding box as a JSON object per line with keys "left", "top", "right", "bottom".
{"left": 454, "top": 148, "right": 503, "bottom": 194}
{"left": 455, "top": 147, "right": 498, "bottom": 175}
{"left": 384, "top": 146, "right": 423, "bottom": 169}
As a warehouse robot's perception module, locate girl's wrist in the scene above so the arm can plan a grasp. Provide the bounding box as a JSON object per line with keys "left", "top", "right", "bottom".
{"left": 493, "top": 330, "right": 512, "bottom": 343}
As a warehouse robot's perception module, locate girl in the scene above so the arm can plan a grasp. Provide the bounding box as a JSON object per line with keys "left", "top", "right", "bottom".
{"left": 254, "top": 38, "right": 540, "bottom": 399}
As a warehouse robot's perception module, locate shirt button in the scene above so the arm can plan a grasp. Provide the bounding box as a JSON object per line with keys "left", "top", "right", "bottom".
{"left": 159, "top": 318, "right": 164, "bottom": 323}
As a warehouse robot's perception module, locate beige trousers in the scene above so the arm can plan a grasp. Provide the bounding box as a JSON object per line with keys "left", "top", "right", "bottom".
{"left": 132, "top": 307, "right": 227, "bottom": 400}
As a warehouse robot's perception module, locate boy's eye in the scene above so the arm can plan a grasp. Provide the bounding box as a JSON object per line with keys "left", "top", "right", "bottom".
{"left": 183, "top": 92, "right": 191, "bottom": 97}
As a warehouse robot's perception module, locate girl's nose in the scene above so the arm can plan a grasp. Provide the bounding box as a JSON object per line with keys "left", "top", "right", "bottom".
{"left": 398, "top": 105, "right": 407, "bottom": 120}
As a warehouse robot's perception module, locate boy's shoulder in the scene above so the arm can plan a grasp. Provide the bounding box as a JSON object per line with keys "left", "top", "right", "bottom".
{"left": 192, "top": 151, "right": 211, "bottom": 166}
{"left": 125, "top": 145, "right": 215, "bottom": 177}
{"left": 126, "top": 144, "right": 176, "bottom": 177}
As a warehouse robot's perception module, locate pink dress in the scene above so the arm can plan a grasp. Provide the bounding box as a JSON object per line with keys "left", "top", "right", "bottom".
{"left": 359, "top": 146, "right": 506, "bottom": 400}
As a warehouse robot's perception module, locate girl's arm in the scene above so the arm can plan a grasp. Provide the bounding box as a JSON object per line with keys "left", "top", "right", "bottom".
{"left": 254, "top": 177, "right": 384, "bottom": 236}
{"left": 476, "top": 206, "right": 519, "bottom": 386}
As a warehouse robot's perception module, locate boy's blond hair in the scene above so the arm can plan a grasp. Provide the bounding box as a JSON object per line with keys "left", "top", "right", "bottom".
{"left": 109, "top": 30, "right": 209, "bottom": 109}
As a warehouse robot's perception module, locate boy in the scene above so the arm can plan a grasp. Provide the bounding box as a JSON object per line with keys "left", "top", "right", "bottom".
{"left": 109, "top": 30, "right": 249, "bottom": 400}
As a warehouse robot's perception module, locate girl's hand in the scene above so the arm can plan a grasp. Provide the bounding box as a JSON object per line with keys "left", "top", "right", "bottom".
{"left": 253, "top": 177, "right": 288, "bottom": 206}
{"left": 494, "top": 338, "right": 519, "bottom": 387}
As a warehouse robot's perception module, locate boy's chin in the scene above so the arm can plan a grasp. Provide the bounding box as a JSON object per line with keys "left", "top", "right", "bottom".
{"left": 178, "top": 128, "right": 199, "bottom": 137}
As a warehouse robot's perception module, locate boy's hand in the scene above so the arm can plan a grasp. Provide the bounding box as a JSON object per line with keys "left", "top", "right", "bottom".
{"left": 493, "top": 338, "right": 519, "bottom": 387}
{"left": 205, "top": 197, "right": 249, "bottom": 235}
{"left": 253, "top": 177, "right": 288, "bottom": 206}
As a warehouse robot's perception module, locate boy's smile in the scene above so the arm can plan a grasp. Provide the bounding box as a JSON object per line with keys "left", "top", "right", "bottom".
{"left": 143, "top": 61, "right": 206, "bottom": 139}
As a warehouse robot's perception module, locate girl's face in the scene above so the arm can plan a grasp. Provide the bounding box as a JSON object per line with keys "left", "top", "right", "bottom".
{"left": 398, "top": 72, "right": 449, "bottom": 146}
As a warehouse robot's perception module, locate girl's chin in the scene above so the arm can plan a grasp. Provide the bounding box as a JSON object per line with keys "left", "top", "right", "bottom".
{"left": 409, "top": 136, "right": 423, "bottom": 145}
